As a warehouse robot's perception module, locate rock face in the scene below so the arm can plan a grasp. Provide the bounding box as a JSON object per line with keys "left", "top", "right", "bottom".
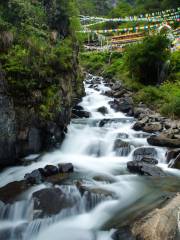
{"left": 0, "top": 70, "right": 17, "bottom": 166}
{"left": 32, "top": 188, "right": 74, "bottom": 217}
{"left": 0, "top": 1, "right": 84, "bottom": 167}
{"left": 132, "top": 194, "right": 180, "bottom": 240}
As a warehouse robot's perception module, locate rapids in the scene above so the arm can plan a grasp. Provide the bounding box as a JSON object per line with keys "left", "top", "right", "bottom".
{"left": 0, "top": 74, "right": 180, "bottom": 240}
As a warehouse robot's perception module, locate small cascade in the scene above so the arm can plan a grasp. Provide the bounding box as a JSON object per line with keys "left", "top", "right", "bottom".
{"left": 0, "top": 73, "right": 179, "bottom": 240}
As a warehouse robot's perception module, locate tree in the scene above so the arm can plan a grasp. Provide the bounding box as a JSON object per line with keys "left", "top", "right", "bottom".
{"left": 124, "top": 34, "right": 170, "bottom": 85}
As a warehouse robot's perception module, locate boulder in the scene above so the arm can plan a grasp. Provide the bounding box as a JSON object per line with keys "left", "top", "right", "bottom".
{"left": 32, "top": 188, "right": 74, "bottom": 217}
{"left": 166, "top": 149, "right": 180, "bottom": 163}
{"left": 132, "top": 194, "right": 180, "bottom": 240}
{"left": 113, "top": 89, "right": 126, "bottom": 98}
{"left": 133, "top": 147, "right": 157, "bottom": 161}
{"left": 24, "top": 169, "right": 44, "bottom": 184}
{"left": 127, "top": 161, "right": 165, "bottom": 177}
{"left": 58, "top": 163, "right": 74, "bottom": 173}
{"left": 72, "top": 109, "right": 90, "bottom": 118}
{"left": 132, "top": 121, "right": 145, "bottom": 131}
{"left": 111, "top": 82, "right": 122, "bottom": 91}
{"left": 113, "top": 139, "right": 131, "bottom": 156}
{"left": 109, "top": 97, "right": 133, "bottom": 114}
{"left": 43, "top": 165, "right": 59, "bottom": 177}
{"left": 143, "top": 122, "right": 163, "bottom": 133}
{"left": 141, "top": 157, "right": 158, "bottom": 165}
{"left": 168, "top": 153, "right": 180, "bottom": 170}
{"left": 97, "top": 106, "right": 108, "bottom": 115}
{"left": 147, "top": 135, "right": 180, "bottom": 148}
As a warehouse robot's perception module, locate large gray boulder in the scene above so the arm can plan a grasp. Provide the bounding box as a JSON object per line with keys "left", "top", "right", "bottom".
{"left": 147, "top": 135, "right": 180, "bottom": 148}
{"left": 32, "top": 187, "right": 74, "bottom": 217}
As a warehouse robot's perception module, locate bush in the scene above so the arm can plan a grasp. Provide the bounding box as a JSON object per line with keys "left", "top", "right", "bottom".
{"left": 124, "top": 34, "right": 170, "bottom": 85}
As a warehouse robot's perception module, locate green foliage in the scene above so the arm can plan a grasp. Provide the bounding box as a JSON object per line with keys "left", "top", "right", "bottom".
{"left": 0, "top": 0, "right": 82, "bottom": 120}
{"left": 124, "top": 34, "right": 170, "bottom": 85}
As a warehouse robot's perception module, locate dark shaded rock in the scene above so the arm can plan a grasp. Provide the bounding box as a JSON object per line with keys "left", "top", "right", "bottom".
{"left": 113, "top": 139, "right": 131, "bottom": 156}
{"left": 32, "top": 188, "right": 73, "bottom": 217}
{"left": 166, "top": 149, "right": 180, "bottom": 163}
{"left": 73, "top": 105, "right": 83, "bottom": 111}
{"left": 133, "top": 133, "right": 150, "bottom": 138}
{"left": 72, "top": 109, "right": 90, "bottom": 118}
{"left": 133, "top": 147, "right": 157, "bottom": 161}
{"left": 58, "top": 163, "right": 74, "bottom": 173}
{"left": 111, "top": 227, "right": 135, "bottom": 240}
{"left": 141, "top": 157, "right": 158, "bottom": 165}
{"left": 112, "top": 82, "right": 122, "bottom": 91}
{"left": 147, "top": 135, "right": 180, "bottom": 148}
{"left": 43, "top": 165, "right": 59, "bottom": 177}
{"left": 97, "top": 106, "right": 108, "bottom": 115}
{"left": 132, "top": 122, "right": 145, "bottom": 131}
{"left": 127, "top": 161, "right": 165, "bottom": 176}
{"left": 168, "top": 153, "right": 180, "bottom": 170}
{"left": 0, "top": 181, "right": 28, "bottom": 203}
{"left": 24, "top": 169, "right": 44, "bottom": 184}
{"left": 99, "top": 118, "right": 133, "bottom": 127}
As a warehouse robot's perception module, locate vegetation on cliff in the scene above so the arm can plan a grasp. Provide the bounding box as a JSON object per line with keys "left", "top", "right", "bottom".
{"left": 0, "top": 0, "right": 83, "bottom": 120}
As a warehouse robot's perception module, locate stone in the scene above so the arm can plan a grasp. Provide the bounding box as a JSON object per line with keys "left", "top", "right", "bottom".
{"left": 43, "top": 165, "right": 59, "bottom": 177}
{"left": 132, "top": 194, "right": 180, "bottom": 240}
{"left": 133, "top": 147, "right": 158, "bottom": 161}
{"left": 72, "top": 109, "right": 90, "bottom": 118}
{"left": 141, "top": 157, "right": 158, "bottom": 165}
{"left": 24, "top": 169, "right": 44, "bottom": 184}
{"left": 58, "top": 163, "right": 74, "bottom": 173}
{"left": 127, "top": 161, "right": 165, "bottom": 177}
{"left": 113, "top": 89, "right": 126, "bottom": 98}
{"left": 166, "top": 149, "right": 180, "bottom": 163}
{"left": 147, "top": 135, "right": 180, "bottom": 148}
{"left": 143, "top": 122, "right": 163, "bottom": 133}
{"left": 32, "top": 188, "right": 74, "bottom": 217}
{"left": 168, "top": 153, "right": 180, "bottom": 170}
{"left": 113, "top": 139, "right": 131, "bottom": 156}
{"left": 132, "top": 122, "right": 145, "bottom": 131}
{"left": 97, "top": 106, "right": 108, "bottom": 115}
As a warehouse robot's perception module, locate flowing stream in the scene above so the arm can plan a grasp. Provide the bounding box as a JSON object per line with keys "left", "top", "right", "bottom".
{"left": 0, "top": 74, "right": 180, "bottom": 240}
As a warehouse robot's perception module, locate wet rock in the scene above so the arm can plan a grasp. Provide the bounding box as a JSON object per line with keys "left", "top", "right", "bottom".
{"left": 143, "top": 122, "right": 163, "bottom": 133}
{"left": 141, "top": 157, "right": 158, "bottom": 165}
{"left": 109, "top": 97, "right": 133, "bottom": 114}
{"left": 111, "top": 227, "right": 135, "bottom": 240}
{"left": 24, "top": 169, "right": 44, "bottom": 184}
{"left": 133, "top": 147, "right": 157, "bottom": 161}
{"left": 0, "top": 181, "right": 28, "bottom": 203}
{"left": 93, "top": 175, "right": 116, "bottom": 183}
{"left": 168, "top": 153, "right": 180, "bottom": 170}
{"left": 132, "top": 121, "right": 145, "bottom": 131}
{"left": 147, "top": 135, "right": 180, "bottom": 148}
{"left": 133, "top": 133, "right": 150, "bottom": 138}
{"left": 132, "top": 193, "right": 180, "bottom": 240}
{"left": 43, "top": 165, "right": 59, "bottom": 177}
{"left": 97, "top": 106, "right": 108, "bottom": 115}
{"left": 58, "top": 163, "right": 74, "bottom": 173}
{"left": 113, "top": 139, "right": 131, "bottom": 156}
{"left": 166, "top": 149, "right": 180, "bottom": 163}
{"left": 99, "top": 118, "right": 133, "bottom": 127}
{"left": 32, "top": 187, "right": 74, "bottom": 217}
{"left": 127, "top": 161, "right": 165, "bottom": 176}
{"left": 73, "top": 105, "right": 84, "bottom": 111}
{"left": 72, "top": 109, "right": 90, "bottom": 118}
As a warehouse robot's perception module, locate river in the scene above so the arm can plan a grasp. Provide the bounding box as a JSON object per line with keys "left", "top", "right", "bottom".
{"left": 0, "top": 74, "right": 179, "bottom": 240}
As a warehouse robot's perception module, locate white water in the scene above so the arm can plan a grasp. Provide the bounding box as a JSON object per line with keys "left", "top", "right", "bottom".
{"left": 0, "top": 74, "right": 179, "bottom": 240}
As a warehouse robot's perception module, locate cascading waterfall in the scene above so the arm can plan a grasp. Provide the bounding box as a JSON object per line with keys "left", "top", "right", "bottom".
{"left": 0, "top": 74, "right": 179, "bottom": 240}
